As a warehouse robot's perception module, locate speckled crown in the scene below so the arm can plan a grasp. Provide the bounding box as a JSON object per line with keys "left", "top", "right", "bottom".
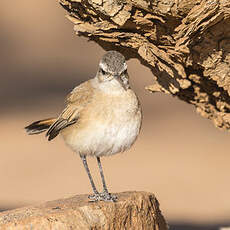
{"left": 99, "top": 51, "right": 127, "bottom": 75}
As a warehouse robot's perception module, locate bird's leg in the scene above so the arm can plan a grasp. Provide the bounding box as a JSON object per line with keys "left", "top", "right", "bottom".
{"left": 96, "top": 157, "right": 117, "bottom": 202}
{"left": 96, "top": 157, "right": 108, "bottom": 193}
{"left": 80, "top": 155, "right": 100, "bottom": 202}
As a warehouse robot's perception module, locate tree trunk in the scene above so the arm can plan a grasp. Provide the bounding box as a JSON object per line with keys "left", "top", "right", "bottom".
{"left": 59, "top": 0, "right": 230, "bottom": 130}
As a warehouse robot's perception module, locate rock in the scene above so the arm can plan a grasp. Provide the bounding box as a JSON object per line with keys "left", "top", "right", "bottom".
{"left": 0, "top": 191, "right": 168, "bottom": 230}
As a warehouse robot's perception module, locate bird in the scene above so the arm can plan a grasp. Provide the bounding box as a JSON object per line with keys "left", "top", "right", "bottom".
{"left": 25, "top": 51, "right": 142, "bottom": 202}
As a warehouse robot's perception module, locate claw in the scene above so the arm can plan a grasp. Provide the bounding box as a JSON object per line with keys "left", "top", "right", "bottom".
{"left": 99, "top": 191, "right": 117, "bottom": 202}
{"left": 88, "top": 192, "right": 117, "bottom": 202}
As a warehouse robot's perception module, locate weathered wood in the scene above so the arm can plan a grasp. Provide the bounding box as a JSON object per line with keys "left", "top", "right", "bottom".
{"left": 60, "top": 0, "right": 230, "bottom": 130}
{"left": 0, "top": 191, "right": 168, "bottom": 230}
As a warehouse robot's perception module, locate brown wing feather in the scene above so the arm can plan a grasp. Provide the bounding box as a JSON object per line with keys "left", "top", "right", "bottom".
{"left": 46, "top": 118, "right": 77, "bottom": 141}
{"left": 25, "top": 118, "right": 56, "bottom": 135}
{"left": 46, "top": 80, "right": 94, "bottom": 141}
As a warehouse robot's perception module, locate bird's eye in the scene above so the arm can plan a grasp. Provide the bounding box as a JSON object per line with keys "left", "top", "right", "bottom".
{"left": 101, "top": 69, "right": 106, "bottom": 75}
{"left": 123, "top": 68, "right": 127, "bottom": 74}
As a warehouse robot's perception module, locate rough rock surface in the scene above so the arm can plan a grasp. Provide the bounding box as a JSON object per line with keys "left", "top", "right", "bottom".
{"left": 59, "top": 0, "right": 230, "bottom": 130}
{"left": 0, "top": 191, "right": 168, "bottom": 230}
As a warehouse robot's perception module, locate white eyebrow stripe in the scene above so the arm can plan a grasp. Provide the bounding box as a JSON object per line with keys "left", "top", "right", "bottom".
{"left": 99, "top": 62, "right": 107, "bottom": 71}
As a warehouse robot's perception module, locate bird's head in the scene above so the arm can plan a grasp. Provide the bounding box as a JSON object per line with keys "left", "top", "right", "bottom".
{"left": 96, "top": 51, "right": 129, "bottom": 90}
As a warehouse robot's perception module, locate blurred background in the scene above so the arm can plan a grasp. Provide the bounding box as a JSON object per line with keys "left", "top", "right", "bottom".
{"left": 1, "top": 1, "right": 230, "bottom": 229}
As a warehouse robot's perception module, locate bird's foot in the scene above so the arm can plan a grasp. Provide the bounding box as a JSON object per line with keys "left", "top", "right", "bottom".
{"left": 88, "top": 192, "right": 117, "bottom": 202}
{"left": 88, "top": 193, "right": 101, "bottom": 202}
{"left": 99, "top": 191, "right": 117, "bottom": 202}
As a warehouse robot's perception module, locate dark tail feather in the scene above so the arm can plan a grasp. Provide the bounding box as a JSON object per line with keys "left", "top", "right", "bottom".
{"left": 25, "top": 118, "right": 57, "bottom": 135}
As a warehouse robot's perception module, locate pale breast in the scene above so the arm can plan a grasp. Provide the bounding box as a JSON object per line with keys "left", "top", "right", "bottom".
{"left": 61, "top": 89, "right": 142, "bottom": 157}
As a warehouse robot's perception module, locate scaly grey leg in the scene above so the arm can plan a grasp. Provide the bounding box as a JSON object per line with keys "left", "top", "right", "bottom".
{"left": 96, "top": 157, "right": 117, "bottom": 202}
{"left": 80, "top": 155, "right": 100, "bottom": 201}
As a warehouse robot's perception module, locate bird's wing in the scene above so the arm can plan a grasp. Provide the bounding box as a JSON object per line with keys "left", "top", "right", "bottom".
{"left": 46, "top": 80, "right": 94, "bottom": 141}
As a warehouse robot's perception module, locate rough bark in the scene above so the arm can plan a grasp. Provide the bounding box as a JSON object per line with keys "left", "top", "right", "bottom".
{"left": 59, "top": 0, "right": 230, "bottom": 130}
{"left": 0, "top": 191, "right": 168, "bottom": 230}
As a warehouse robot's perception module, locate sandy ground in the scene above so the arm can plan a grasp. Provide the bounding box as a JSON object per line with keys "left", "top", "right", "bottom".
{"left": 0, "top": 1, "right": 230, "bottom": 229}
